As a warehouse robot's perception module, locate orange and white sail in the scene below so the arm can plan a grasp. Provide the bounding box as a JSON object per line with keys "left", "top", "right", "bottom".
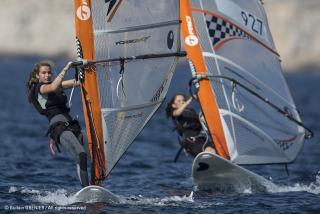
{"left": 180, "top": 0, "right": 308, "bottom": 164}
{"left": 74, "top": 0, "right": 182, "bottom": 184}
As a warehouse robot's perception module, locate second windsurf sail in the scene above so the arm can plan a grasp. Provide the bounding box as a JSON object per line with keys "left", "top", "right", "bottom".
{"left": 180, "top": 0, "right": 311, "bottom": 165}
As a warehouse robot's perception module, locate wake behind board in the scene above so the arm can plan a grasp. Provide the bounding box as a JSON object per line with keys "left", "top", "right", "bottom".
{"left": 73, "top": 185, "right": 120, "bottom": 203}
{"left": 192, "top": 152, "right": 275, "bottom": 192}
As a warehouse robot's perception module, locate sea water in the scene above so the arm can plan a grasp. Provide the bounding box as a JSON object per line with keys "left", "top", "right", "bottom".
{"left": 0, "top": 57, "right": 319, "bottom": 213}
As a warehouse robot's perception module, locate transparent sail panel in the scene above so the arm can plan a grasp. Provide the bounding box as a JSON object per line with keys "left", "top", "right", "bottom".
{"left": 91, "top": 0, "right": 180, "bottom": 174}
{"left": 102, "top": 102, "right": 161, "bottom": 173}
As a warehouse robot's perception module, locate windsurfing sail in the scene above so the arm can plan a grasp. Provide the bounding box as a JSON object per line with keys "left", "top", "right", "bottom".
{"left": 180, "top": 0, "right": 312, "bottom": 165}
{"left": 74, "top": 0, "right": 182, "bottom": 184}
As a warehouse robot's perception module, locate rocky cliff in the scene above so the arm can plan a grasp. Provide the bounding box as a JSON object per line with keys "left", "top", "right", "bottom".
{"left": 264, "top": 0, "right": 320, "bottom": 71}
{"left": 0, "top": 0, "right": 319, "bottom": 71}
{"left": 0, "top": 0, "right": 75, "bottom": 57}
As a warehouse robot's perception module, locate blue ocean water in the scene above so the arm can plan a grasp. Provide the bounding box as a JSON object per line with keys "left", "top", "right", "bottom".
{"left": 0, "top": 57, "right": 319, "bottom": 213}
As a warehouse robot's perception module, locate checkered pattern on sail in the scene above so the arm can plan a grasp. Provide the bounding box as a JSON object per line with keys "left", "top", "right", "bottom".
{"left": 205, "top": 14, "right": 250, "bottom": 47}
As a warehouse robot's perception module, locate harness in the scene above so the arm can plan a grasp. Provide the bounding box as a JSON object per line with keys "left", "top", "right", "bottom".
{"left": 172, "top": 110, "right": 211, "bottom": 157}
{"left": 172, "top": 119, "right": 206, "bottom": 156}
{"left": 47, "top": 119, "right": 82, "bottom": 154}
{"left": 179, "top": 135, "right": 209, "bottom": 157}
{"left": 172, "top": 113, "right": 202, "bottom": 138}
{"left": 47, "top": 119, "right": 82, "bottom": 144}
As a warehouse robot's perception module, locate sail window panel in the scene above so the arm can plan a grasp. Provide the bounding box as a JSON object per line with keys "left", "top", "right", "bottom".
{"left": 229, "top": 116, "right": 289, "bottom": 164}
{"left": 212, "top": 63, "right": 301, "bottom": 141}
{"left": 93, "top": 25, "right": 180, "bottom": 108}
{"left": 217, "top": 40, "right": 295, "bottom": 108}
{"left": 237, "top": 88, "right": 297, "bottom": 137}
{"left": 214, "top": 59, "right": 293, "bottom": 114}
{"left": 96, "top": 58, "right": 176, "bottom": 108}
{"left": 102, "top": 102, "right": 162, "bottom": 174}
{"left": 220, "top": 84, "right": 302, "bottom": 162}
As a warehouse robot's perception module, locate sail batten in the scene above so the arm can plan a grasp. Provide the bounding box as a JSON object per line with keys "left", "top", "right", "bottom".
{"left": 94, "top": 20, "right": 181, "bottom": 34}
{"left": 101, "top": 100, "right": 163, "bottom": 113}
{"left": 79, "top": 51, "right": 186, "bottom": 66}
{"left": 220, "top": 109, "right": 292, "bottom": 163}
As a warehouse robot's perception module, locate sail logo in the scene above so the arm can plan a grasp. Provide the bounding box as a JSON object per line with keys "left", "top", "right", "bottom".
{"left": 124, "top": 112, "right": 143, "bottom": 119}
{"left": 185, "top": 16, "right": 199, "bottom": 47}
{"left": 115, "top": 36, "right": 151, "bottom": 46}
{"left": 77, "top": 0, "right": 91, "bottom": 21}
{"left": 167, "top": 31, "right": 174, "bottom": 50}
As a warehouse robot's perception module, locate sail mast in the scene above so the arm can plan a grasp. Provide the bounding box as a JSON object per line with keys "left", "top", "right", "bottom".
{"left": 73, "top": 0, "right": 106, "bottom": 185}
{"left": 180, "top": 0, "right": 230, "bottom": 159}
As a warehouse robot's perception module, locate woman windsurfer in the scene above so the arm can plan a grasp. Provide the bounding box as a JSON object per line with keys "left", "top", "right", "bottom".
{"left": 26, "top": 60, "right": 89, "bottom": 187}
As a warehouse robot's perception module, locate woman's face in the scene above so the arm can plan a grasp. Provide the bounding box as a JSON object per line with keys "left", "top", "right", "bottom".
{"left": 172, "top": 95, "right": 185, "bottom": 109}
{"left": 36, "top": 65, "right": 52, "bottom": 83}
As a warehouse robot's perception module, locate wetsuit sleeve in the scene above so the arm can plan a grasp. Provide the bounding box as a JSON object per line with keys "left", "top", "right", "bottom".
{"left": 36, "top": 82, "right": 50, "bottom": 95}
{"left": 37, "top": 82, "right": 64, "bottom": 95}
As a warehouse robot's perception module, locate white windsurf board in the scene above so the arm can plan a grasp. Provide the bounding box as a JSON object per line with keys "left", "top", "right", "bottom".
{"left": 192, "top": 152, "right": 275, "bottom": 192}
{"left": 73, "top": 185, "right": 120, "bottom": 203}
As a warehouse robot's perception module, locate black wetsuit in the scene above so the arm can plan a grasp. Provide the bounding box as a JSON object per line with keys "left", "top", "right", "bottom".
{"left": 174, "top": 108, "right": 202, "bottom": 137}
{"left": 30, "top": 82, "right": 89, "bottom": 187}
{"left": 173, "top": 108, "right": 207, "bottom": 156}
